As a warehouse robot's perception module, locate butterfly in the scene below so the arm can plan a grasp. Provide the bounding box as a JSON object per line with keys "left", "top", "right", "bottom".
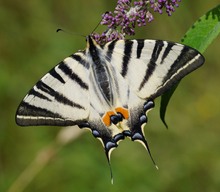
{"left": 16, "top": 36, "right": 204, "bottom": 180}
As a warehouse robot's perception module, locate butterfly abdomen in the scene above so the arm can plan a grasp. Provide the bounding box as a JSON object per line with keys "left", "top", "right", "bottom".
{"left": 88, "top": 36, "right": 115, "bottom": 105}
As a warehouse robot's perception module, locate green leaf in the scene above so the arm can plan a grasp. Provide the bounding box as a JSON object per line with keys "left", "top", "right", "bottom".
{"left": 160, "top": 4, "right": 220, "bottom": 128}
{"left": 181, "top": 4, "right": 220, "bottom": 52}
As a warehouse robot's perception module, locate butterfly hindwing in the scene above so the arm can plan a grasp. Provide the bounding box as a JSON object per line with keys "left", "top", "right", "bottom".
{"left": 16, "top": 52, "right": 90, "bottom": 126}
{"left": 99, "top": 37, "right": 204, "bottom": 160}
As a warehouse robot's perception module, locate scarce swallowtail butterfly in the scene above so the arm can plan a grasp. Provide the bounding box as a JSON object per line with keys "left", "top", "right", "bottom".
{"left": 16, "top": 36, "right": 204, "bottom": 179}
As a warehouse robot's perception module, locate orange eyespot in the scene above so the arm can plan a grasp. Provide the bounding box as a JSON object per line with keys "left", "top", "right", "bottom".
{"left": 102, "top": 111, "right": 115, "bottom": 126}
{"left": 102, "top": 107, "right": 129, "bottom": 126}
{"left": 115, "top": 107, "right": 129, "bottom": 119}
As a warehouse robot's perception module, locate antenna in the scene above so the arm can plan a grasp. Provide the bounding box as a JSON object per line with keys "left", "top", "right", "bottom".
{"left": 56, "top": 28, "right": 63, "bottom": 33}
{"left": 90, "top": 11, "right": 109, "bottom": 34}
{"left": 56, "top": 28, "right": 86, "bottom": 38}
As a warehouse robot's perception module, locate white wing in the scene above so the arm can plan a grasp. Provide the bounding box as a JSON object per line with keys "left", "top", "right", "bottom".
{"left": 103, "top": 39, "right": 204, "bottom": 99}
{"left": 16, "top": 52, "right": 90, "bottom": 126}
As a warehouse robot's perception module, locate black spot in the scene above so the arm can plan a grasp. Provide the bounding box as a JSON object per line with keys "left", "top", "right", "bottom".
{"left": 105, "top": 141, "right": 117, "bottom": 151}
{"left": 114, "top": 133, "right": 125, "bottom": 143}
{"left": 139, "top": 114, "right": 148, "bottom": 124}
{"left": 116, "top": 112, "right": 123, "bottom": 121}
{"left": 143, "top": 100, "right": 155, "bottom": 112}
{"left": 131, "top": 132, "right": 144, "bottom": 141}
{"left": 110, "top": 115, "right": 120, "bottom": 124}
{"left": 123, "top": 130, "right": 131, "bottom": 137}
{"left": 78, "top": 122, "right": 90, "bottom": 128}
{"left": 92, "top": 129, "right": 100, "bottom": 138}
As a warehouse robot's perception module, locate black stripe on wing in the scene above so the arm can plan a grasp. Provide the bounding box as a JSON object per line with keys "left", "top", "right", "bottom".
{"left": 49, "top": 53, "right": 89, "bottom": 84}
{"left": 36, "top": 81, "right": 85, "bottom": 109}
{"left": 49, "top": 68, "right": 65, "bottom": 84}
{"left": 58, "top": 61, "right": 89, "bottom": 90}
{"left": 71, "top": 54, "right": 89, "bottom": 69}
{"left": 105, "top": 40, "right": 117, "bottom": 61}
{"left": 17, "top": 101, "right": 62, "bottom": 117}
{"left": 16, "top": 102, "right": 82, "bottom": 126}
{"left": 161, "top": 43, "right": 175, "bottom": 64}
{"left": 28, "top": 88, "right": 52, "bottom": 101}
{"left": 139, "top": 40, "right": 164, "bottom": 90}
{"left": 165, "top": 46, "right": 199, "bottom": 79}
{"left": 151, "top": 46, "right": 205, "bottom": 99}
{"left": 121, "top": 40, "right": 133, "bottom": 77}
{"left": 136, "top": 39, "right": 144, "bottom": 59}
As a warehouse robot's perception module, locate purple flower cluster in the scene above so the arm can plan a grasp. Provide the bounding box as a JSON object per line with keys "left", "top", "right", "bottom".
{"left": 150, "top": 0, "right": 181, "bottom": 16}
{"left": 92, "top": 0, "right": 181, "bottom": 44}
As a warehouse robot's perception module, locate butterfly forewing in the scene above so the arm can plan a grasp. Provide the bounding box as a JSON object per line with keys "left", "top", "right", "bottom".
{"left": 104, "top": 39, "right": 204, "bottom": 100}
{"left": 16, "top": 52, "right": 90, "bottom": 126}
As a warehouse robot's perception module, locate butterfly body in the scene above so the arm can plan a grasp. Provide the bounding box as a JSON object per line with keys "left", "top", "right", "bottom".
{"left": 16, "top": 35, "right": 204, "bottom": 168}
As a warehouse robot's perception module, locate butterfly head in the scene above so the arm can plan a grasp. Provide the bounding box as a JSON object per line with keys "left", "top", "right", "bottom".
{"left": 86, "top": 35, "right": 99, "bottom": 48}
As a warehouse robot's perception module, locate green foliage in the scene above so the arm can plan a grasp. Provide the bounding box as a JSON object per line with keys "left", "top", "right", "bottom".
{"left": 160, "top": 4, "right": 220, "bottom": 127}
{"left": 182, "top": 4, "right": 220, "bottom": 52}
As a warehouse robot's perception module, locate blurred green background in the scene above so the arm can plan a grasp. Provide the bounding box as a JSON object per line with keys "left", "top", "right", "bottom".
{"left": 1, "top": 1, "right": 220, "bottom": 192}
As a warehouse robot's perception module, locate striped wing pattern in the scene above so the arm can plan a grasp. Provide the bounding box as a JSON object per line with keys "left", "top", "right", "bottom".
{"left": 104, "top": 39, "right": 203, "bottom": 99}
{"left": 16, "top": 52, "right": 90, "bottom": 126}
{"left": 16, "top": 36, "right": 204, "bottom": 171}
